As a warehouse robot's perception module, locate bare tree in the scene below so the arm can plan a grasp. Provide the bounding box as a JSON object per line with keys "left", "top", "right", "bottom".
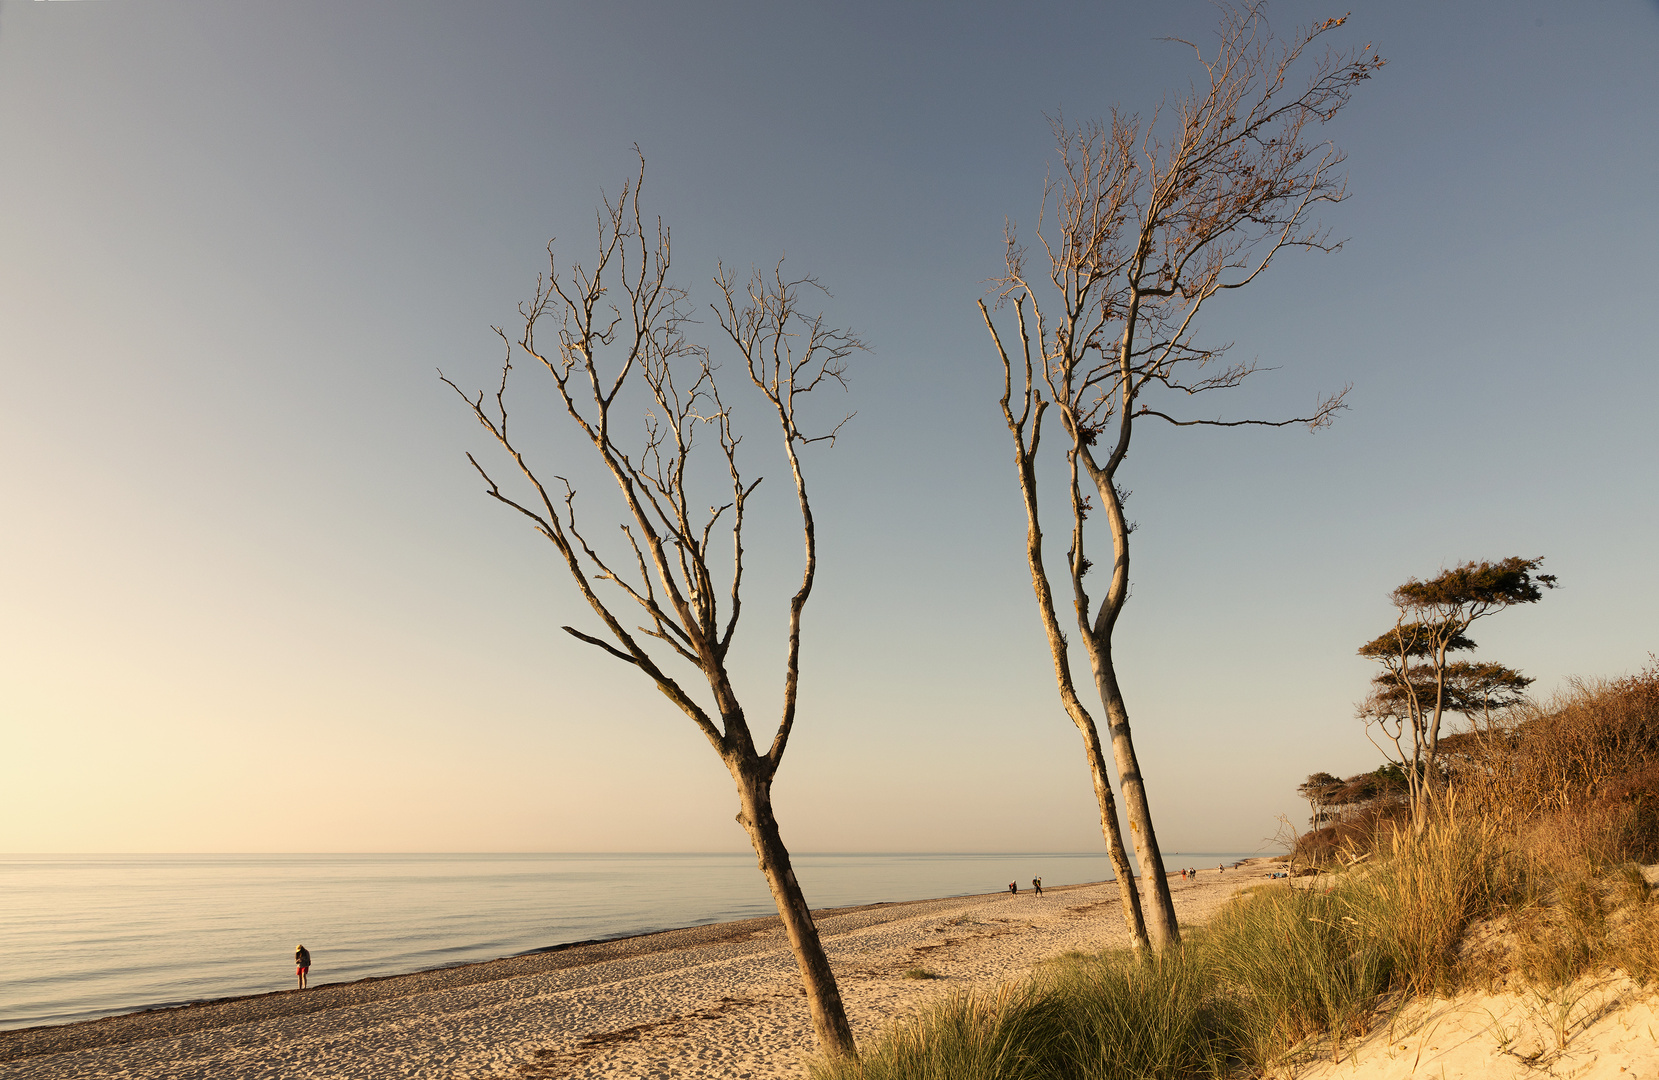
{"left": 1357, "top": 556, "right": 1556, "bottom": 830}
{"left": 441, "top": 158, "right": 862, "bottom": 1059}
{"left": 979, "top": 5, "right": 1382, "bottom": 950}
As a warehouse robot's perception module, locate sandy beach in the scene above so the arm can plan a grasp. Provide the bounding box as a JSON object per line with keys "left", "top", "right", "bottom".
{"left": 0, "top": 860, "right": 1276, "bottom": 1079}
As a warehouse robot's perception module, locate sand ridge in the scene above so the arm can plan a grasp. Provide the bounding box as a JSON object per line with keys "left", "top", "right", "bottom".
{"left": 1294, "top": 976, "right": 1659, "bottom": 1080}
{"left": 0, "top": 861, "right": 1275, "bottom": 1079}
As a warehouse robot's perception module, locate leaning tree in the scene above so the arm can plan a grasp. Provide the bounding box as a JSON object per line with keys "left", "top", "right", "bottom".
{"left": 443, "top": 158, "right": 862, "bottom": 1059}
{"left": 1357, "top": 556, "right": 1556, "bottom": 830}
{"left": 979, "top": 5, "right": 1383, "bottom": 949}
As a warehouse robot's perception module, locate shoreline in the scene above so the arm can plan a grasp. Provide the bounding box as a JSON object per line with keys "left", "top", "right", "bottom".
{"left": 0, "top": 877, "right": 1129, "bottom": 1057}
{"left": 3, "top": 852, "right": 1261, "bottom": 1036}
{"left": 2, "top": 861, "right": 1276, "bottom": 1078}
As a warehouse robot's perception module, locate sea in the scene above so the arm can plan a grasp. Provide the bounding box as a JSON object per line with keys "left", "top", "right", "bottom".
{"left": 0, "top": 850, "right": 1260, "bottom": 1031}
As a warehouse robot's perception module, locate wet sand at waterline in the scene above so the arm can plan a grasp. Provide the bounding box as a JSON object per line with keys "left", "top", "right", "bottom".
{"left": 0, "top": 860, "right": 1276, "bottom": 1079}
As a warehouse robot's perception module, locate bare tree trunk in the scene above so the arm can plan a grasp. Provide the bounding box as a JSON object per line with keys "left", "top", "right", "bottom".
{"left": 1075, "top": 437, "right": 1181, "bottom": 949}
{"left": 732, "top": 765, "right": 856, "bottom": 1057}
{"left": 1421, "top": 660, "right": 1449, "bottom": 829}
{"left": 1090, "top": 642, "right": 1180, "bottom": 949}
{"left": 1073, "top": 711, "right": 1149, "bottom": 947}
{"left": 1412, "top": 763, "right": 1433, "bottom": 832}
{"left": 1412, "top": 676, "right": 1436, "bottom": 833}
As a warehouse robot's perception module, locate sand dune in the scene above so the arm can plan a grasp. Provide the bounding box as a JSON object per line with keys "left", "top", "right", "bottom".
{"left": 1295, "top": 975, "right": 1659, "bottom": 1080}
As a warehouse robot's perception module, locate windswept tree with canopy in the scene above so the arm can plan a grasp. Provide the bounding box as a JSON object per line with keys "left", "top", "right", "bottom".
{"left": 1357, "top": 556, "right": 1556, "bottom": 829}
{"left": 979, "top": 4, "right": 1382, "bottom": 950}
{"left": 442, "top": 158, "right": 863, "bottom": 1059}
{"left": 1360, "top": 658, "right": 1534, "bottom": 744}
{"left": 1297, "top": 772, "right": 1344, "bottom": 828}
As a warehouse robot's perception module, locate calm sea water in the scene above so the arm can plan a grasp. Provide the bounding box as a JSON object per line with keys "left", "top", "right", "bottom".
{"left": 0, "top": 851, "right": 1258, "bottom": 1031}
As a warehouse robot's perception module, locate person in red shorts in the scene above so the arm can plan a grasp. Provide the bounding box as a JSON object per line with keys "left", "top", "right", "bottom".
{"left": 295, "top": 944, "right": 311, "bottom": 989}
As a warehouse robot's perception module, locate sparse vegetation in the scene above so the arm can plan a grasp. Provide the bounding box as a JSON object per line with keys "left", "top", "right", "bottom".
{"left": 824, "top": 952, "right": 1226, "bottom": 1080}
{"left": 816, "top": 663, "right": 1659, "bottom": 1078}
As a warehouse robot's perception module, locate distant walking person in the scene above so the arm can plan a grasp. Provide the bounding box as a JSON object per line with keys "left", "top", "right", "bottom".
{"left": 1008, "top": 880, "right": 1017, "bottom": 896}
{"left": 1032, "top": 877, "right": 1042, "bottom": 897}
{"left": 295, "top": 944, "right": 311, "bottom": 989}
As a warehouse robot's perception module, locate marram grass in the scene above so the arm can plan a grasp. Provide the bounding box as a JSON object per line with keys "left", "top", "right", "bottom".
{"left": 815, "top": 813, "right": 1570, "bottom": 1080}
{"left": 814, "top": 950, "right": 1228, "bottom": 1080}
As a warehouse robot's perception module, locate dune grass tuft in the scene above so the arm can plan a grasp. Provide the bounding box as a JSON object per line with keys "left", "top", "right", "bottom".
{"left": 820, "top": 952, "right": 1228, "bottom": 1080}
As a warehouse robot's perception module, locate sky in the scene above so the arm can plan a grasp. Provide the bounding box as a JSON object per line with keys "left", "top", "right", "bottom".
{"left": 2, "top": 0, "right": 1656, "bottom": 856}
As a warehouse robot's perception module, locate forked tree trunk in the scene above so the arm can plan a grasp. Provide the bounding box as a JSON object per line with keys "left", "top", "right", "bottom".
{"left": 1078, "top": 437, "right": 1181, "bottom": 950}
{"left": 732, "top": 764, "right": 857, "bottom": 1058}
{"left": 1003, "top": 405, "right": 1148, "bottom": 950}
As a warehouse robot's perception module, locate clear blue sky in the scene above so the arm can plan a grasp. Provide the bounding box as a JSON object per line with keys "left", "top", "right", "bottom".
{"left": 3, "top": 1, "right": 1656, "bottom": 854}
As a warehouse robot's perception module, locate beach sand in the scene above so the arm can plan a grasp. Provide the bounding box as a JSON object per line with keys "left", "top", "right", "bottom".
{"left": 1292, "top": 974, "right": 1659, "bottom": 1080}
{"left": 0, "top": 860, "right": 1275, "bottom": 1079}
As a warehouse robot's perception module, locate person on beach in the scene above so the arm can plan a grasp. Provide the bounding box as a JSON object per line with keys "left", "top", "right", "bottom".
{"left": 1008, "top": 880, "right": 1017, "bottom": 896}
{"left": 1032, "top": 877, "right": 1042, "bottom": 896}
{"left": 295, "top": 944, "right": 311, "bottom": 989}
